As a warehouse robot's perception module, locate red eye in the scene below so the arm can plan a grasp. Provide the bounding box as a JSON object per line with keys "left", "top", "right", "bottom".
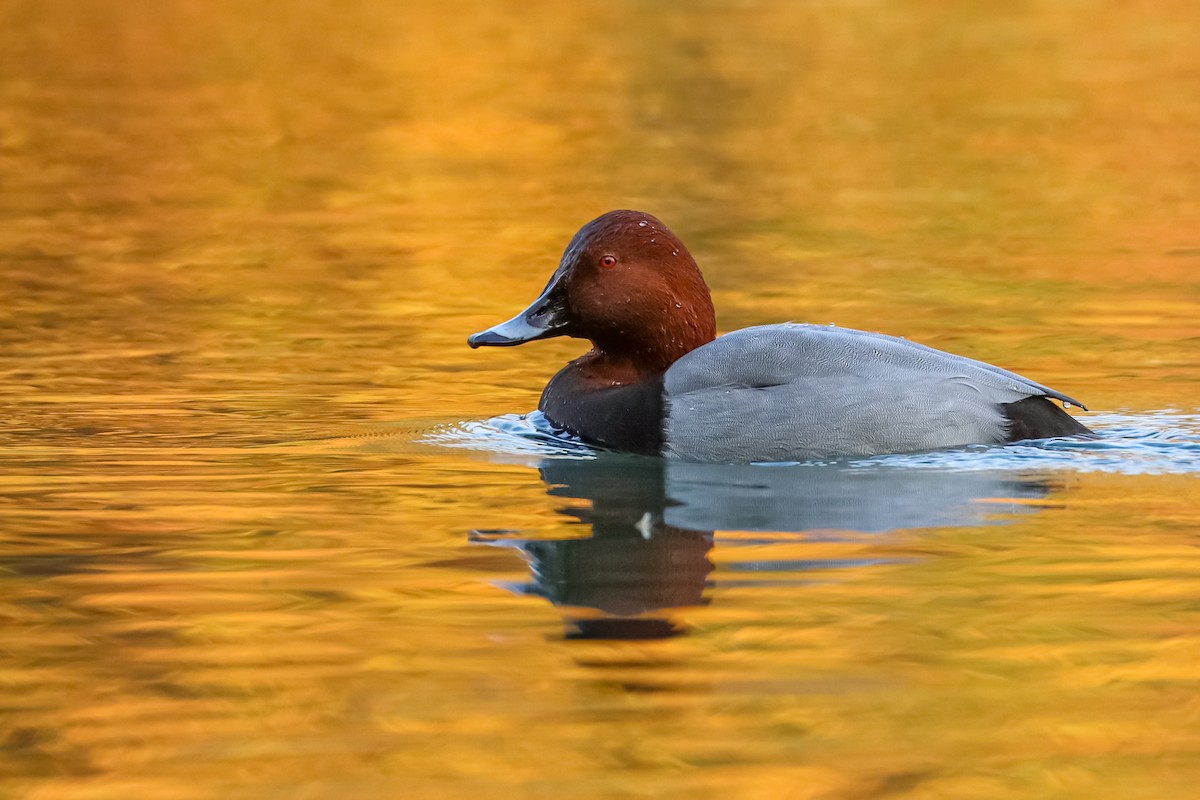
{"left": 600, "top": 255, "right": 617, "bottom": 268}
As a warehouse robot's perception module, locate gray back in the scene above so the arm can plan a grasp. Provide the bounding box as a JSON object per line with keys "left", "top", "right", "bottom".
{"left": 664, "top": 324, "right": 1078, "bottom": 462}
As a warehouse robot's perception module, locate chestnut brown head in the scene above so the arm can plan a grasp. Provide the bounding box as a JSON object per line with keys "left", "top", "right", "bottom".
{"left": 469, "top": 211, "right": 716, "bottom": 371}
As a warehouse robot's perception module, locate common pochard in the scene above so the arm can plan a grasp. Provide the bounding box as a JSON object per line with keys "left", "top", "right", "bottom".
{"left": 468, "top": 210, "right": 1091, "bottom": 462}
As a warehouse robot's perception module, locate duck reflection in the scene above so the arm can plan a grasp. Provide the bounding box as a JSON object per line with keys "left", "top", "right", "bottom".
{"left": 473, "top": 456, "right": 711, "bottom": 639}
{"left": 473, "top": 455, "right": 1055, "bottom": 640}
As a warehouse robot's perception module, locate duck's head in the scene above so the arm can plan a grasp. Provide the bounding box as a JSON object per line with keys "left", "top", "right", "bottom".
{"left": 469, "top": 210, "right": 716, "bottom": 371}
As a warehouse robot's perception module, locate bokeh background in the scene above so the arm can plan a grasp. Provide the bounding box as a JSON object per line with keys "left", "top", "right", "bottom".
{"left": 1, "top": 2, "right": 1198, "bottom": 799}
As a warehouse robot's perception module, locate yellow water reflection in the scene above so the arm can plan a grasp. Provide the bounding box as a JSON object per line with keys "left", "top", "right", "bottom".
{"left": 1, "top": 1, "right": 1199, "bottom": 799}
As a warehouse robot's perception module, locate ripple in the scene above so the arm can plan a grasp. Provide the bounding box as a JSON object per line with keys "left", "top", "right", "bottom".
{"left": 422, "top": 411, "right": 594, "bottom": 458}
{"left": 431, "top": 410, "right": 1200, "bottom": 475}
{"left": 854, "top": 411, "right": 1200, "bottom": 475}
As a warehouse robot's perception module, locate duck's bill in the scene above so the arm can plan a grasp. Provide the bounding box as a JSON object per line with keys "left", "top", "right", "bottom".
{"left": 468, "top": 312, "right": 560, "bottom": 347}
{"left": 468, "top": 279, "right": 571, "bottom": 348}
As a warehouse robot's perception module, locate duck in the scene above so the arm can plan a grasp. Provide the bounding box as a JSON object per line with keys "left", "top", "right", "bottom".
{"left": 468, "top": 210, "right": 1092, "bottom": 462}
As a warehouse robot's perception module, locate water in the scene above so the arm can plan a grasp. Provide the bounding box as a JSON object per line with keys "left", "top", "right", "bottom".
{"left": 434, "top": 409, "right": 1200, "bottom": 474}
{"left": 2, "top": 2, "right": 1200, "bottom": 798}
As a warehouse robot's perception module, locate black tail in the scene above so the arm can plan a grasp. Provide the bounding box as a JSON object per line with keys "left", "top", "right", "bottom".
{"left": 1002, "top": 396, "right": 1093, "bottom": 442}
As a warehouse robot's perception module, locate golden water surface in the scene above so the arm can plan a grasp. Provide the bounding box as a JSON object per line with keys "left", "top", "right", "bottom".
{"left": 1, "top": 2, "right": 1199, "bottom": 798}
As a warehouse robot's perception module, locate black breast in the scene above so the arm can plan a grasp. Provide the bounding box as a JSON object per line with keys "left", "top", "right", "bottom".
{"left": 539, "top": 367, "right": 666, "bottom": 456}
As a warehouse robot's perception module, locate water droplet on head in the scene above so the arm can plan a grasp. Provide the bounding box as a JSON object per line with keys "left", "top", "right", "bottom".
{"left": 674, "top": 302, "right": 682, "bottom": 308}
{"left": 638, "top": 220, "right": 647, "bottom": 227}
{"left": 672, "top": 249, "right": 679, "bottom": 256}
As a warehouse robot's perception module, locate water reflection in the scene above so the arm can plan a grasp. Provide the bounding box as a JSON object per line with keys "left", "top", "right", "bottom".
{"left": 473, "top": 457, "right": 712, "bottom": 639}
{"left": 663, "top": 460, "right": 1056, "bottom": 533}
{"left": 473, "top": 455, "right": 1056, "bottom": 639}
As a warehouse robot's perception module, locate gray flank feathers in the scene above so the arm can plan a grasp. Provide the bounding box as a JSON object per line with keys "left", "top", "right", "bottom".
{"left": 663, "top": 324, "right": 1084, "bottom": 462}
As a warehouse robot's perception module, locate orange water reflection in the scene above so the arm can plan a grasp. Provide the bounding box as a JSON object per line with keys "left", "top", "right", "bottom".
{"left": 1, "top": 1, "right": 1199, "bottom": 798}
